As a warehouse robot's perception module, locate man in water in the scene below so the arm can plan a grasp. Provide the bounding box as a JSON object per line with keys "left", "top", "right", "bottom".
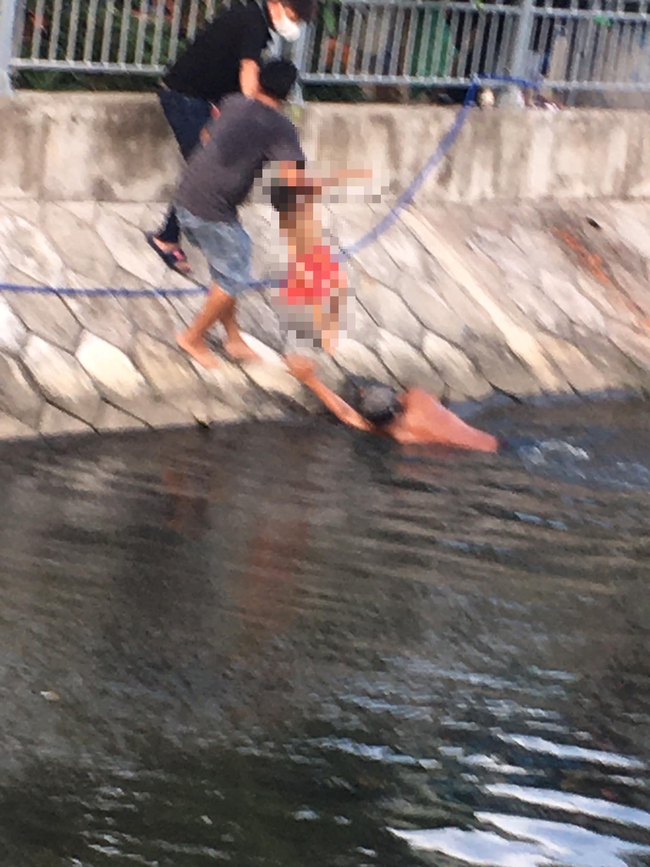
{"left": 147, "top": 0, "right": 315, "bottom": 276}
{"left": 285, "top": 355, "right": 501, "bottom": 452}
{"left": 174, "top": 59, "right": 307, "bottom": 367}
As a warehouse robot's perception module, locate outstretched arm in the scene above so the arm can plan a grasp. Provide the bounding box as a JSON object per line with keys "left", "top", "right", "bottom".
{"left": 311, "top": 167, "right": 372, "bottom": 194}
{"left": 275, "top": 164, "right": 371, "bottom": 196}
{"left": 285, "top": 355, "right": 373, "bottom": 432}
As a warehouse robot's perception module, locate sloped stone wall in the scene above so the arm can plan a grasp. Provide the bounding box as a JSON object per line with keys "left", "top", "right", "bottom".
{"left": 2, "top": 94, "right": 650, "bottom": 441}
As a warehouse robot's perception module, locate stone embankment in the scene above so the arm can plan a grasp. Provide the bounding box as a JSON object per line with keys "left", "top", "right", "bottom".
{"left": 1, "top": 93, "right": 650, "bottom": 440}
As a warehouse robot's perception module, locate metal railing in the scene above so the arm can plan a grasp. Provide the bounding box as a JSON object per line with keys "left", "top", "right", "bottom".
{"left": 6, "top": 0, "right": 221, "bottom": 75}
{"left": 2, "top": 0, "right": 650, "bottom": 93}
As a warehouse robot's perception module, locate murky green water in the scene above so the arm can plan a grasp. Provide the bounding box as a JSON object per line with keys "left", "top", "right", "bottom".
{"left": 1, "top": 400, "right": 649, "bottom": 867}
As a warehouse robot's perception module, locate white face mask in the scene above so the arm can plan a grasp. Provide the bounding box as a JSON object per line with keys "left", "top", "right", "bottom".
{"left": 274, "top": 12, "right": 302, "bottom": 42}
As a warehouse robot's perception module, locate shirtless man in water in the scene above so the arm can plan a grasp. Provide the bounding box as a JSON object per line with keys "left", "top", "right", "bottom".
{"left": 285, "top": 355, "right": 501, "bottom": 452}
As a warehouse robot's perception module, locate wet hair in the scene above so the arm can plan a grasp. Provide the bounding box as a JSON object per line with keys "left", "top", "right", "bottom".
{"left": 343, "top": 376, "right": 402, "bottom": 428}
{"left": 281, "top": 0, "right": 317, "bottom": 23}
{"left": 259, "top": 58, "right": 299, "bottom": 101}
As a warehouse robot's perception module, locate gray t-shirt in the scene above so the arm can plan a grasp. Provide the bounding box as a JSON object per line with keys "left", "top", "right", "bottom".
{"left": 175, "top": 93, "right": 305, "bottom": 223}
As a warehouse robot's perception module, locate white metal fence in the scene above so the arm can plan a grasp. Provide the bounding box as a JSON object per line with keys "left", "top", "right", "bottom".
{"left": 2, "top": 0, "right": 650, "bottom": 93}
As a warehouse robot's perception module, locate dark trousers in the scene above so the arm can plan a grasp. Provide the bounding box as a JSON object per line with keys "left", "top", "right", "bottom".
{"left": 156, "top": 87, "right": 212, "bottom": 245}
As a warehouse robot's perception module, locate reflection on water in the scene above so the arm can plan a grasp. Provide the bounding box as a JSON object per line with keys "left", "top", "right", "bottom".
{"left": 0, "top": 400, "right": 649, "bottom": 866}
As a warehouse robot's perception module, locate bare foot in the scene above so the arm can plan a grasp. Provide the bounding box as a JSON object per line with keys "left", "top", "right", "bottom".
{"left": 224, "top": 339, "right": 261, "bottom": 362}
{"left": 176, "top": 333, "right": 220, "bottom": 369}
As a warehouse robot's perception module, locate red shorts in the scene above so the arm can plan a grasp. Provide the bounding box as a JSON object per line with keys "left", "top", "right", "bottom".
{"left": 282, "top": 245, "right": 341, "bottom": 306}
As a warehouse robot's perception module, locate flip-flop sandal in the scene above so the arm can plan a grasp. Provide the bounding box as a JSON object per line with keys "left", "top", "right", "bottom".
{"left": 145, "top": 232, "right": 193, "bottom": 277}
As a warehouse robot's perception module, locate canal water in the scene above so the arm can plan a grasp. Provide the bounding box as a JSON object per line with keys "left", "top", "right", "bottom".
{"left": 0, "top": 399, "right": 649, "bottom": 866}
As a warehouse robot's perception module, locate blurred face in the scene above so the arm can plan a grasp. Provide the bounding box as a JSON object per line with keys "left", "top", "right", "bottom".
{"left": 268, "top": 1, "right": 303, "bottom": 41}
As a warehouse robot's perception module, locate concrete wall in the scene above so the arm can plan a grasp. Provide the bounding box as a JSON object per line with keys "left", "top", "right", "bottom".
{"left": 1, "top": 92, "right": 650, "bottom": 441}
{"left": 4, "top": 93, "right": 650, "bottom": 204}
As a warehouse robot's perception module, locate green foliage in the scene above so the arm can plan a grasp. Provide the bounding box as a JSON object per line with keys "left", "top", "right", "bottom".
{"left": 320, "top": 0, "right": 339, "bottom": 36}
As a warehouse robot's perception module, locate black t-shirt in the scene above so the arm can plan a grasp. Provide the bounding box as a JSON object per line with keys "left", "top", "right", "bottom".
{"left": 163, "top": 0, "right": 272, "bottom": 103}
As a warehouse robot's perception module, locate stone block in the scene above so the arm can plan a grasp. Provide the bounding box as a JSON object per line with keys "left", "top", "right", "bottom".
{"left": 132, "top": 332, "right": 206, "bottom": 407}
{"left": 126, "top": 399, "right": 203, "bottom": 429}
{"left": 0, "top": 213, "right": 66, "bottom": 287}
{"left": 205, "top": 401, "right": 247, "bottom": 425}
{"left": 64, "top": 294, "right": 133, "bottom": 352}
{"left": 41, "top": 203, "right": 116, "bottom": 284}
{"left": 351, "top": 245, "right": 401, "bottom": 291}
{"left": 398, "top": 210, "right": 501, "bottom": 338}
{"left": 604, "top": 203, "right": 650, "bottom": 260}
{"left": 119, "top": 295, "right": 180, "bottom": 345}
{"left": 1, "top": 200, "right": 41, "bottom": 222}
{"left": 399, "top": 208, "right": 567, "bottom": 392}
{"left": 536, "top": 334, "right": 613, "bottom": 394}
{"left": 504, "top": 275, "right": 573, "bottom": 338}
{"left": 607, "top": 325, "right": 650, "bottom": 384}
{"left": 332, "top": 338, "right": 392, "bottom": 383}
{"left": 59, "top": 201, "right": 97, "bottom": 223}
{"left": 422, "top": 333, "right": 491, "bottom": 401}
{"left": 5, "top": 293, "right": 82, "bottom": 353}
{"left": 22, "top": 336, "right": 102, "bottom": 424}
{"left": 0, "top": 353, "right": 43, "bottom": 427}
{"left": 110, "top": 268, "right": 157, "bottom": 291}
{"left": 572, "top": 333, "right": 642, "bottom": 391}
{"left": 392, "top": 274, "right": 464, "bottom": 342}
{"left": 238, "top": 334, "right": 304, "bottom": 403}
{"left": 469, "top": 228, "right": 537, "bottom": 282}
{"left": 510, "top": 223, "right": 576, "bottom": 281}
{"left": 164, "top": 294, "right": 206, "bottom": 328}
{"left": 465, "top": 339, "right": 544, "bottom": 397}
{"left": 40, "top": 404, "right": 93, "bottom": 437}
{"left": 188, "top": 357, "right": 258, "bottom": 413}
{"left": 96, "top": 211, "right": 166, "bottom": 285}
{"left": 345, "top": 298, "right": 379, "bottom": 348}
{"left": 375, "top": 222, "right": 434, "bottom": 282}
{"left": 251, "top": 402, "right": 289, "bottom": 421}
{"left": 573, "top": 273, "right": 634, "bottom": 326}
{"left": 102, "top": 203, "right": 151, "bottom": 228}
{"left": 237, "top": 293, "right": 284, "bottom": 353}
{"left": 0, "top": 412, "right": 37, "bottom": 441}
{"left": 356, "top": 275, "right": 422, "bottom": 346}
{"left": 242, "top": 360, "right": 309, "bottom": 407}
{"left": 95, "top": 403, "right": 147, "bottom": 433}
{"left": 539, "top": 271, "right": 606, "bottom": 333}
{"left": 376, "top": 330, "right": 444, "bottom": 393}
{"left": 0, "top": 297, "right": 28, "bottom": 354}
{"left": 76, "top": 332, "right": 151, "bottom": 409}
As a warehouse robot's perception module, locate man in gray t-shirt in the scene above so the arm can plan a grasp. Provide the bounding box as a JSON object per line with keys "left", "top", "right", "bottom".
{"left": 175, "top": 59, "right": 305, "bottom": 369}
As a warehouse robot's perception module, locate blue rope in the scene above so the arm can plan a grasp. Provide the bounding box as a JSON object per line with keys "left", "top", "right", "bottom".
{"left": 0, "top": 75, "right": 536, "bottom": 300}
{"left": 0, "top": 285, "right": 208, "bottom": 298}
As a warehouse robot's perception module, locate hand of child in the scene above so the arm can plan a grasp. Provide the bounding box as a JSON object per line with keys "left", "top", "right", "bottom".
{"left": 285, "top": 354, "right": 316, "bottom": 383}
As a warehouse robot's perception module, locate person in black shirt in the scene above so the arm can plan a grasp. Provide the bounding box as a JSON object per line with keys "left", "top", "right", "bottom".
{"left": 146, "top": 0, "right": 315, "bottom": 276}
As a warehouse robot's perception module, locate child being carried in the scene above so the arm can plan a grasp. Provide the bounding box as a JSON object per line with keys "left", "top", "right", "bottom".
{"left": 269, "top": 162, "right": 371, "bottom": 354}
